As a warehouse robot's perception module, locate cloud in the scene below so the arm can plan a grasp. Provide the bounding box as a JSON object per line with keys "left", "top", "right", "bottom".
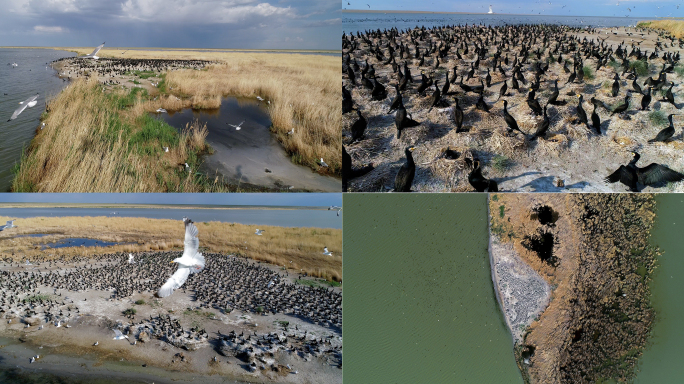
{"left": 34, "top": 25, "right": 67, "bottom": 33}
{"left": 303, "top": 18, "right": 340, "bottom": 27}
{"left": 120, "top": 0, "right": 295, "bottom": 24}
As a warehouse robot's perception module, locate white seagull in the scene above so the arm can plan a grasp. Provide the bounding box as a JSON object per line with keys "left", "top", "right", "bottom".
{"left": 228, "top": 120, "right": 245, "bottom": 130}
{"left": 163, "top": 146, "right": 169, "bottom": 152}
{"left": 320, "top": 158, "right": 329, "bottom": 167}
{"left": 128, "top": 253, "right": 134, "bottom": 264}
{"left": 157, "top": 217, "right": 205, "bottom": 298}
{"left": 112, "top": 329, "right": 129, "bottom": 340}
{"left": 256, "top": 96, "right": 265, "bottom": 102}
{"left": 0, "top": 220, "right": 16, "bottom": 231}
{"left": 255, "top": 229, "right": 264, "bottom": 235}
{"left": 323, "top": 247, "right": 333, "bottom": 256}
{"left": 83, "top": 42, "right": 105, "bottom": 60}
{"left": 156, "top": 108, "right": 167, "bottom": 113}
{"left": 287, "top": 128, "right": 294, "bottom": 135}
{"left": 8, "top": 94, "right": 39, "bottom": 121}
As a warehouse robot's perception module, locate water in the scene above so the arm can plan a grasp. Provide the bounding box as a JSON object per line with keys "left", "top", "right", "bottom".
{"left": 159, "top": 97, "right": 341, "bottom": 192}
{"left": 343, "top": 194, "right": 522, "bottom": 383}
{"left": 343, "top": 12, "right": 652, "bottom": 34}
{"left": 44, "top": 237, "right": 130, "bottom": 249}
{"left": 0, "top": 207, "right": 342, "bottom": 229}
{"left": 0, "top": 48, "right": 75, "bottom": 192}
{"left": 634, "top": 195, "right": 684, "bottom": 382}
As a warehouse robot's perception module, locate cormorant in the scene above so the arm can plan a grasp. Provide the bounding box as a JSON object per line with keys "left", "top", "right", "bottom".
{"left": 526, "top": 89, "right": 543, "bottom": 115}
{"left": 342, "top": 86, "right": 353, "bottom": 114}
{"left": 502, "top": 100, "right": 521, "bottom": 134}
{"left": 648, "top": 114, "right": 677, "bottom": 143}
{"left": 547, "top": 80, "right": 566, "bottom": 106}
{"left": 395, "top": 98, "right": 420, "bottom": 139}
{"left": 575, "top": 95, "right": 590, "bottom": 130}
{"left": 606, "top": 151, "right": 684, "bottom": 192}
{"left": 452, "top": 97, "right": 464, "bottom": 132}
{"left": 611, "top": 94, "right": 630, "bottom": 115}
{"left": 387, "top": 85, "right": 402, "bottom": 114}
{"left": 612, "top": 73, "right": 620, "bottom": 97}
{"left": 468, "top": 161, "right": 498, "bottom": 192}
{"left": 350, "top": 110, "right": 367, "bottom": 143}
{"left": 530, "top": 104, "right": 550, "bottom": 140}
{"left": 427, "top": 80, "right": 441, "bottom": 112}
{"left": 476, "top": 93, "right": 490, "bottom": 113}
{"left": 591, "top": 105, "right": 601, "bottom": 134}
{"left": 641, "top": 87, "right": 652, "bottom": 110}
{"left": 661, "top": 82, "right": 677, "bottom": 108}
{"left": 498, "top": 79, "right": 508, "bottom": 100}
{"left": 394, "top": 147, "right": 416, "bottom": 192}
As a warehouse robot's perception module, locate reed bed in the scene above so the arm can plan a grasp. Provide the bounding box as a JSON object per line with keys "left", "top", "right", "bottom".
{"left": 12, "top": 79, "right": 211, "bottom": 192}
{"left": 638, "top": 20, "right": 684, "bottom": 38}
{"left": 66, "top": 49, "right": 341, "bottom": 175}
{"left": 0, "top": 215, "right": 342, "bottom": 281}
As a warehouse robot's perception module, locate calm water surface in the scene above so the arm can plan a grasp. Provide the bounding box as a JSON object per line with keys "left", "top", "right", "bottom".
{"left": 344, "top": 194, "right": 522, "bottom": 383}
{"left": 635, "top": 195, "right": 684, "bottom": 382}
{"left": 0, "top": 48, "right": 75, "bottom": 192}
{"left": 0, "top": 207, "right": 341, "bottom": 229}
{"left": 160, "top": 97, "right": 341, "bottom": 192}
{"left": 343, "top": 12, "right": 651, "bottom": 33}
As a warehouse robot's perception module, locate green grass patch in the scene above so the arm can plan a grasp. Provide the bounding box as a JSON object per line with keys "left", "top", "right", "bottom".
{"left": 499, "top": 205, "right": 505, "bottom": 218}
{"left": 129, "top": 70, "right": 157, "bottom": 79}
{"left": 134, "top": 299, "right": 145, "bottom": 305}
{"left": 582, "top": 66, "right": 595, "bottom": 80}
{"left": 630, "top": 60, "right": 649, "bottom": 77}
{"left": 608, "top": 59, "right": 621, "bottom": 71}
{"left": 675, "top": 65, "right": 684, "bottom": 77}
{"left": 129, "top": 114, "right": 179, "bottom": 156}
{"left": 22, "top": 294, "right": 51, "bottom": 303}
{"left": 491, "top": 155, "right": 513, "bottom": 173}
{"left": 648, "top": 110, "right": 668, "bottom": 127}
{"left": 123, "top": 308, "right": 137, "bottom": 316}
{"left": 183, "top": 308, "right": 215, "bottom": 318}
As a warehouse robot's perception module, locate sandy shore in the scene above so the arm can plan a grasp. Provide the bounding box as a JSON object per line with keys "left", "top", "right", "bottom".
{"left": 0, "top": 252, "right": 341, "bottom": 383}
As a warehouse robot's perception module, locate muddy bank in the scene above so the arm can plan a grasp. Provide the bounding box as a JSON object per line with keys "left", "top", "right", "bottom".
{"left": 489, "top": 194, "right": 656, "bottom": 384}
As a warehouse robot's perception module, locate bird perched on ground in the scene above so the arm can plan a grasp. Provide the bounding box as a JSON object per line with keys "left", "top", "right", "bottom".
{"left": 287, "top": 128, "right": 294, "bottom": 135}
{"left": 349, "top": 110, "right": 367, "bottom": 143}
{"left": 526, "top": 89, "right": 543, "bottom": 115}
{"left": 228, "top": 120, "right": 245, "bottom": 130}
{"left": 163, "top": 146, "right": 169, "bottom": 152}
{"left": 0, "top": 220, "right": 16, "bottom": 231}
{"left": 612, "top": 73, "right": 621, "bottom": 97}
{"left": 591, "top": 105, "right": 601, "bottom": 134}
{"left": 605, "top": 151, "right": 684, "bottom": 191}
{"left": 575, "top": 95, "right": 590, "bottom": 130}
{"left": 394, "top": 98, "right": 420, "bottom": 139}
{"left": 128, "top": 253, "right": 134, "bottom": 264}
{"left": 502, "top": 100, "right": 521, "bottom": 134}
{"left": 530, "top": 105, "right": 550, "bottom": 140}
{"left": 661, "top": 82, "right": 677, "bottom": 108}
{"left": 641, "top": 87, "right": 652, "bottom": 110}
{"left": 158, "top": 218, "right": 206, "bottom": 298}
{"left": 319, "top": 158, "right": 329, "bottom": 167}
{"left": 8, "top": 94, "right": 39, "bottom": 121}
{"left": 394, "top": 147, "right": 416, "bottom": 192}
{"left": 255, "top": 229, "right": 264, "bottom": 235}
{"left": 452, "top": 97, "right": 464, "bottom": 132}
{"left": 648, "top": 114, "right": 677, "bottom": 143}
{"left": 468, "top": 161, "right": 498, "bottom": 192}
{"left": 611, "top": 93, "right": 630, "bottom": 115}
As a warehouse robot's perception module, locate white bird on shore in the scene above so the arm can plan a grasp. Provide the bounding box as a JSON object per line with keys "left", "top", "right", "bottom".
{"left": 320, "top": 158, "right": 329, "bottom": 167}
{"left": 0, "top": 220, "right": 16, "bottom": 231}
{"left": 54, "top": 320, "right": 61, "bottom": 327}
{"left": 128, "top": 253, "right": 134, "bottom": 264}
{"left": 83, "top": 42, "right": 105, "bottom": 60}
{"left": 323, "top": 247, "right": 332, "bottom": 256}
{"left": 228, "top": 120, "right": 245, "bottom": 130}
{"left": 256, "top": 96, "right": 264, "bottom": 102}
{"left": 157, "top": 217, "right": 205, "bottom": 298}
{"left": 8, "top": 94, "right": 39, "bottom": 121}
{"left": 287, "top": 128, "right": 294, "bottom": 135}
{"left": 112, "top": 329, "right": 128, "bottom": 340}
{"left": 163, "top": 146, "right": 169, "bottom": 152}
{"left": 255, "top": 229, "right": 264, "bottom": 235}
{"left": 30, "top": 357, "right": 35, "bottom": 363}
{"left": 184, "top": 162, "right": 190, "bottom": 172}
{"left": 156, "top": 108, "right": 167, "bottom": 113}
{"left": 94, "top": 341, "right": 99, "bottom": 346}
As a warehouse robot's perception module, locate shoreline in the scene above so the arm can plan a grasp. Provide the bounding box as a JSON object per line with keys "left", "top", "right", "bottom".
{"left": 341, "top": 10, "right": 658, "bottom": 18}
{"left": 0, "top": 46, "right": 339, "bottom": 54}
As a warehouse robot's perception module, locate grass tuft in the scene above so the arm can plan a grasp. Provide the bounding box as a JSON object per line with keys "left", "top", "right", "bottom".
{"left": 582, "top": 66, "right": 595, "bottom": 80}
{"left": 492, "top": 155, "right": 513, "bottom": 173}
{"left": 648, "top": 110, "right": 668, "bottom": 127}
{"left": 630, "top": 60, "right": 649, "bottom": 77}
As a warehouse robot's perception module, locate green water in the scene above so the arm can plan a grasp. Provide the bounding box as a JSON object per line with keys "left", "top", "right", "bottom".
{"left": 343, "top": 194, "right": 522, "bottom": 384}
{"left": 635, "top": 194, "right": 684, "bottom": 382}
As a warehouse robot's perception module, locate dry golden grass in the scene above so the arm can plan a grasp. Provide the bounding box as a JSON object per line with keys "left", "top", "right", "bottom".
{"left": 638, "top": 20, "right": 684, "bottom": 38}
{"left": 0, "top": 215, "right": 342, "bottom": 281}
{"left": 67, "top": 49, "right": 341, "bottom": 175}
{"left": 12, "top": 79, "right": 209, "bottom": 192}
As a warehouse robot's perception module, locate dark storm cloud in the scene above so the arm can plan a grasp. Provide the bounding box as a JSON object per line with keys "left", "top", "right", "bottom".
{"left": 0, "top": 0, "right": 339, "bottom": 49}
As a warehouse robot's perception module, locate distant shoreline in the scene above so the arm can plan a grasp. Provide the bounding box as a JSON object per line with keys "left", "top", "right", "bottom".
{"left": 0, "top": 203, "right": 329, "bottom": 210}
{"left": 0, "top": 46, "right": 339, "bottom": 54}
{"left": 341, "top": 9, "right": 665, "bottom": 18}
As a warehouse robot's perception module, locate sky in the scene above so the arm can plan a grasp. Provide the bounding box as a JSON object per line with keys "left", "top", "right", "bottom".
{"left": 0, "top": 193, "right": 342, "bottom": 207}
{"left": 0, "top": 0, "right": 340, "bottom": 49}
{"left": 343, "top": 0, "right": 683, "bottom": 18}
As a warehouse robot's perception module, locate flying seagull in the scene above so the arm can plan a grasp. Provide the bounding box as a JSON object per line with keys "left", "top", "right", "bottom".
{"left": 0, "top": 220, "right": 16, "bottom": 231}
{"left": 83, "top": 42, "right": 105, "bottom": 59}
{"left": 228, "top": 120, "right": 245, "bottom": 130}
{"left": 323, "top": 247, "right": 333, "bottom": 256}
{"left": 8, "top": 94, "right": 39, "bottom": 121}
{"left": 255, "top": 229, "right": 264, "bottom": 235}
{"left": 112, "top": 329, "right": 129, "bottom": 340}
{"left": 158, "top": 217, "right": 205, "bottom": 298}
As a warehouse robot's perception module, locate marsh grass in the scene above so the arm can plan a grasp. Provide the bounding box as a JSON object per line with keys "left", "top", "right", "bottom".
{"left": 638, "top": 20, "right": 684, "bottom": 38}
{"left": 12, "top": 79, "right": 213, "bottom": 192}
{"left": 630, "top": 60, "right": 649, "bottom": 77}
{"left": 0, "top": 215, "right": 342, "bottom": 281}
{"left": 492, "top": 155, "right": 513, "bottom": 173}
{"left": 648, "top": 110, "right": 668, "bottom": 127}
{"left": 582, "top": 66, "right": 595, "bottom": 80}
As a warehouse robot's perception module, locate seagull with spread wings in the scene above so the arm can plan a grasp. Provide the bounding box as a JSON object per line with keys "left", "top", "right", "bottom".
{"left": 8, "top": 94, "right": 39, "bottom": 121}
{"left": 83, "top": 42, "right": 105, "bottom": 59}
{"left": 228, "top": 120, "right": 245, "bottom": 130}
{"left": 158, "top": 217, "right": 206, "bottom": 298}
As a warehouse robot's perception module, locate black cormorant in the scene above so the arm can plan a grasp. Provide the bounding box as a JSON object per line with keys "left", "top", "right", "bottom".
{"left": 452, "top": 97, "right": 464, "bottom": 132}
{"left": 468, "top": 161, "right": 498, "bottom": 192}
{"left": 648, "top": 114, "right": 677, "bottom": 143}
{"left": 591, "top": 105, "right": 601, "bottom": 134}
{"left": 395, "top": 98, "right": 420, "bottom": 139}
{"left": 502, "top": 100, "right": 521, "bottom": 134}
{"left": 350, "top": 110, "right": 367, "bottom": 143}
{"left": 531, "top": 105, "right": 550, "bottom": 140}
{"left": 394, "top": 147, "right": 416, "bottom": 192}
{"left": 641, "top": 87, "right": 652, "bottom": 110}
{"left": 606, "top": 151, "right": 684, "bottom": 192}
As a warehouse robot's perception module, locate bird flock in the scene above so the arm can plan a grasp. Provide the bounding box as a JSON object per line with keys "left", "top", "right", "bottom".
{"left": 343, "top": 23, "right": 684, "bottom": 192}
